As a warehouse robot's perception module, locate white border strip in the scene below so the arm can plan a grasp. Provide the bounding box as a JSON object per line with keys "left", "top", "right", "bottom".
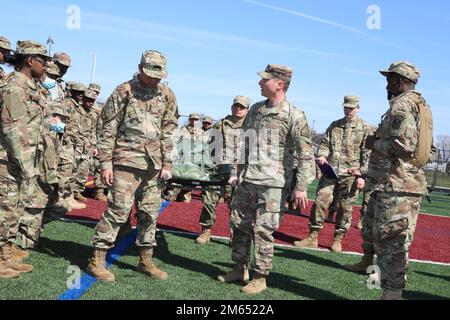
{"left": 57, "top": 217, "right": 450, "bottom": 267}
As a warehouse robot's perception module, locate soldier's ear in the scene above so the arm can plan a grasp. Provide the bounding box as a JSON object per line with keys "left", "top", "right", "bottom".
{"left": 138, "top": 64, "right": 143, "bottom": 73}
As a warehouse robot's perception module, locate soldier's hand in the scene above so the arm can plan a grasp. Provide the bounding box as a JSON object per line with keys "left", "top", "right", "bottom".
{"left": 348, "top": 167, "right": 362, "bottom": 177}
{"left": 365, "top": 135, "right": 376, "bottom": 149}
{"left": 160, "top": 168, "right": 172, "bottom": 181}
{"left": 228, "top": 176, "right": 239, "bottom": 187}
{"left": 316, "top": 156, "right": 328, "bottom": 165}
{"left": 356, "top": 177, "right": 365, "bottom": 190}
{"left": 291, "top": 190, "right": 308, "bottom": 211}
{"left": 92, "top": 148, "right": 99, "bottom": 157}
{"left": 101, "top": 169, "right": 114, "bottom": 186}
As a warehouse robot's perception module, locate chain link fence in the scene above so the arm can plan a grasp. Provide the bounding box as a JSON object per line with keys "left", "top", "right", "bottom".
{"left": 425, "top": 148, "right": 450, "bottom": 191}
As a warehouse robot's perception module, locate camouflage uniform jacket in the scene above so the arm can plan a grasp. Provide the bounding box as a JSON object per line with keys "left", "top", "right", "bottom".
{"left": 73, "top": 104, "right": 97, "bottom": 157}
{"left": 0, "top": 66, "right": 5, "bottom": 82}
{"left": 210, "top": 115, "right": 245, "bottom": 166}
{"left": 0, "top": 71, "right": 45, "bottom": 180}
{"left": 92, "top": 102, "right": 103, "bottom": 148}
{"left": 234, "top": 99, "right": 315, "bottom": 191}
{"left": 317, "top": 116, "right": 372, "bottom": 177}
{"left": 98, "top": 74, "right": 179, "bottom": 171}
{"left": 62, "top": 98, "right": 83, "bottom": 150}
{"left": 366, "top": 90, "right": 431, "bottom": 195}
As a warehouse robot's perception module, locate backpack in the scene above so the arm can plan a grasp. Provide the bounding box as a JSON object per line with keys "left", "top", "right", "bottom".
{"left": 411, "top": 94, "right": 434, "bottom": 168}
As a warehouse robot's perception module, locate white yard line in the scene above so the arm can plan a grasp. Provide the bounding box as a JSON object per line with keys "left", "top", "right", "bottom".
{"left": 57, "top": 217, "right": 450, "bottom": 267}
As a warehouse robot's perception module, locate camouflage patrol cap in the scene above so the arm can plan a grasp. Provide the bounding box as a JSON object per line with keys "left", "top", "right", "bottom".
{"left": 89, "top": 83, "right": 101, "bottom": 93}
{"left": 342, "top": 95, "right": 360, "bottom": 108}
{"left": 65, "top": 81, "right": 76, "bottom": 90}
{"left": 140, "top": 50, "right": 168, "bottom": 79}
{"left": 15, "top": 40, "right": 50, "bottom": 57}
{"left": 380, "top": 61, "right": 420, "bottom": 84}
{"left": 258, "top": 64, "right": 293, "bottom": 82}
{"left": 71, "top": 82, "right": 86, "bottom": 92}
{"left": 54, "top": 52, "right": 71, "bottom": 67}
{"left": 232, "top": 95, "right": 250, "bottom": 108}
{"left": 83, "top": 89, "right": 97, "bottom": 100}
{"left": 0, "top": 36, "right": 13, "bottom": 51}
{"left": 202, "top": 116, "right": 214, "bottom": 124}
{"left": 188, "top": 113, "right": 200, "bottom": 120}
{"left": 51, "top": 104, "right": 69, "bottom": 118}
{"left": 45, "top": 61, "right": 60, "bottom": 77}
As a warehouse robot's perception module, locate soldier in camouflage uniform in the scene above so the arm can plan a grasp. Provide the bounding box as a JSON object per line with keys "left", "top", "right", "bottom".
{"left": 0, "top": 40, "right": 52, "bottom": 277}
{"left": 352, "top": 61, "right": 433, "bottom": 300}
{"left": 57, "top": 82, "right": 87, "bottom": 210}
{"left": 0, "top": 36, "right": 14, "bottom": 82}
{"left": 87, "top": 50, "right": 179, "bottom": 282}
{"left": 195, "top": 96, "right": 250, "bottom": 245}
{"left": 70, "top": 89, "right": 98, "bottom": 202}
{"left": 218, "top": 64, "right": 315, "bottom": 294}
{"left": 88, "top": 83, "right": 108, "bottom": 201}
{"left": 294, "top": 96, "right": 372, "bottom": 252}
{"left": 175, "top": 113, "right": 203, "bottom": 202}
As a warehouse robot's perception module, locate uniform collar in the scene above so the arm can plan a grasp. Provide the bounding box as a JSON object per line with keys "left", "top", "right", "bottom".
{"left": 13, "top": 71, "right": 37, "bottom": 90}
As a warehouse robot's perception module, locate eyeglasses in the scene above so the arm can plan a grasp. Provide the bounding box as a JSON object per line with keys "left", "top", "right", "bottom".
{"left": 32, "top": 56, "right": 47, "bottom": 66}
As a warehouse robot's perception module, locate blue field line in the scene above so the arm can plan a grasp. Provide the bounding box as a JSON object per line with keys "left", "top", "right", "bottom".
{"left": 57, "top": 200, "right": 170, "bottom": 300}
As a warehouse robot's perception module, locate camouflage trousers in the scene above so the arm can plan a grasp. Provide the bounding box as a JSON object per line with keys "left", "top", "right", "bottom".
{"left": 369, "top": 191, "right": 420, "bottom": 291}
{"left": 309, "top": 176, "right": 360, "bottom": 236}
{"left": 89, "top": 154, "right": 104, "bottom": 189}
{"left": 57, "top": 141, "right": 75, "bottom": 198}
{"left": 230, "top": 182, "right": 287, "bottom": 276}
{"left": 14, "top": 176, "right": 50, "bottom": 249}
{"left": 360, "top": 189, "right": 375, "bottom": 255}
{"left": 199, "top": 185, "right": 234, "bottom": 228}
{"left": 92, "top": 165, "right": 162, "bottom": 250}
{"left": 69, "top": 152, "right": 91, "bottom": 195}
{"left": 0, "top": 172, "right": 20, "bottom": 247}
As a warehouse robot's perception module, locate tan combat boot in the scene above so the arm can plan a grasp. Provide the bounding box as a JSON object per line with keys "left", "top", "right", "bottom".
{"left": 10, "top": 244, "right": 29, "bottom": 263}
{"left": 137, "top": 247, "right": 168, "bottom": 280}
{"left": 0, "top": 243, "right": 33, "bottom": 273}
{"left": 195, "top": 227, "right": 211, "bottom": 244}
{"left": 74, "top": 192, "right": 87, "bottom": 202}
{"left": 343, "top": 254, "right": 374, "bottom": 274}
{"left": 87, "top": 248, "right": 115, "bottom": 282}
{"left": 217, "top": 264, "right": 249, "bottom": 283}
{"left": 240, "top": 273, "right": 267, "bottom": 294}
{"left": 67, "top": 196, "right": 86, "bottom": 210}
{"left": 95, "top": 188, "right": 107, "bottom": 202}
{"left": 380, "top": 289, "right": 404, "bottom": 300}
{"left": 0, "top": 260, "right": 20, "bottom": 279}
{"left": 293, "top": 230, "right": 319, "bottom": 249}
{"left": 330, "top": 233, "right": 344, "bottom": 253}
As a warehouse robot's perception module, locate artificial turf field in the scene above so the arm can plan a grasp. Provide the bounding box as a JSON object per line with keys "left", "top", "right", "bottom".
{"left": 0, "top": 217, "right": 449, "bottom": 300}
{"left": 1, "top": 178, "right": 449, "bottom": 300}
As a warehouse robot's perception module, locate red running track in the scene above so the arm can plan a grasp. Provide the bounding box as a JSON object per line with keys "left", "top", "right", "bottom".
{"left": 67, "top": 196, "right": 450, "bottom": 264}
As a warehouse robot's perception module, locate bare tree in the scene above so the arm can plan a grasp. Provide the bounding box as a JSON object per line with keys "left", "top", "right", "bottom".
{"left": 436, "top": 135, "right": 450, "bottom": 162}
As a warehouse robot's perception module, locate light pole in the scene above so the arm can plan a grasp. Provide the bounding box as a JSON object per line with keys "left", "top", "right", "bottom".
{"left": 89, "top": 52, "right": 97, "bottom": 83}
{"left": 46, "top": 35, "right": 54, "bottom": 56}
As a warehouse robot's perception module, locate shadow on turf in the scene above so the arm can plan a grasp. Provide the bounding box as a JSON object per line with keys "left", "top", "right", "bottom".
{"left": 403, "top": 290, "right": 449, "bottom": 300}
{"left": 275, "top": 246, "right": 344, "bottom": 270}
{"left": 413, "top": 270, "right": 450, "bottom": 282}
{"left": 212, "top": 261, "right": 344, "bottom": 300}
{"left": 35, "top": 236, "right": 93, "bottom": 271}
{"left": 106, "top": 230, "right": 227, "bottom": 280}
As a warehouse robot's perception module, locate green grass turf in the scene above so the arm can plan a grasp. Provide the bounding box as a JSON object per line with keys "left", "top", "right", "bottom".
{"left": 1, "top": 220, "right": 448, "bottom": 300}
{"left": 307, "top": 179, "right": 450, "bottom": 218}
{"left": 426, "top": 172, "right": 450, "bottom": 188}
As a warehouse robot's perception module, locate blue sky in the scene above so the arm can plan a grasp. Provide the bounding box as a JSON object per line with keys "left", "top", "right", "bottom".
{"left": 1, "top": 0, "right": 449, "bottom": 136}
